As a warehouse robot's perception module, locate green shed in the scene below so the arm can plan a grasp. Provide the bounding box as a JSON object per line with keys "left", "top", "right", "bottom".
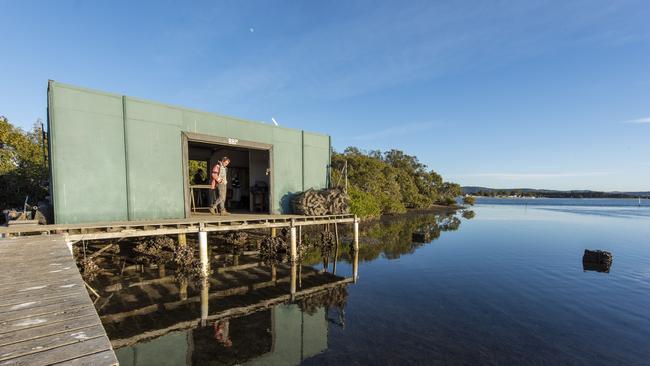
{"left": 46, "top": 81, "right": 331, "bottom": 224}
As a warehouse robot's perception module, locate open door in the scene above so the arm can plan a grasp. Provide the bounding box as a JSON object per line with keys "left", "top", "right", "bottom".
{"left": 182, "top": 132, "right": 273, "bottom": 217}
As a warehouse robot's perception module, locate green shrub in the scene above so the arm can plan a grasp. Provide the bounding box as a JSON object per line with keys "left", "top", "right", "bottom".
{"left": 378, "top": 193, "right": 407, "bottom": 214}
{"left": 348, "top": 186, "right": 382, "bottom": 218}
{"left": 0, "top": 117, "right": 48, "bottom": 209}
{"left": 331, "top": 148, "right": 460, "bottom": 216}
{"left": 463, "top": 196, "right": 476, "bottom": 206}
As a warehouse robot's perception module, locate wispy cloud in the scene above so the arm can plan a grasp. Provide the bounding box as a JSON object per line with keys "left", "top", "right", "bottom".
{"left": 173, "top": 1, "right": 650, "bottom": 103}
{"left": 455, "top": 172, "right": 614, "bottom": 180}
{"left": 351, "top": 122, "right": 440, "bottom": 141}
{"left": 621, "top": 116, "right": 650, "bottom": 124}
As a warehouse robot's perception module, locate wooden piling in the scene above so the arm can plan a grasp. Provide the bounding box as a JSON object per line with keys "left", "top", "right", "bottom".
{"left": 199, "top": 231, "right": 209, "bottom": 276}
{"left": 290, "top": 262, "right": 297, "bottom": 299}
{"left": 333, "top": 222, "right": 340, "bottom": 274}
{"left": 178, "top": 233, "right": 187, "bottom": 247}
{"left": 200, "top": 277, "right": 209, "bottom": 326}
{"left": 352, "top": 247, "right": 359, "bottom": 283}
{"left": 353, "top": 215, "right": 359, "bottom": 251}
{"left": 179, "top": 279, "right": 188, "bottom": 301}
{"left": 290, "top": 225, "right": 297, "bottom": 262}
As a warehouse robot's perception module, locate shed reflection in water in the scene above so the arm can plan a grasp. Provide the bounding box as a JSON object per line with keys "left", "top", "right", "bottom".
{"left": 87, "top": 210, "right": 462, "bottom": 365}
{"left": 92, "top": 252, "right": 356, "bottom": 366}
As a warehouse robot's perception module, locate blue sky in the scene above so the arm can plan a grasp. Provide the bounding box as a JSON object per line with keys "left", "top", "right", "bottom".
{"left": 2, "top": 1, "right": 649, "bottom": 191}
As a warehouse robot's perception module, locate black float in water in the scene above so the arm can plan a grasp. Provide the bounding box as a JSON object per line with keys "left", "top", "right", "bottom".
{"left": 412, "top": 231, "right": 431, "bottom": 243}
{"left": 582, "top": 249, "right": 613, "bottom": 273}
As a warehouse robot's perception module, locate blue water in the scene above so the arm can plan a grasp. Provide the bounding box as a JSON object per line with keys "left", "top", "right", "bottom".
{"left": 475, "top": 197, "right": 650, "bottom": 219}
{"left": 474, "top": 197, "right": 648, "bottom": 207}
{"left": 305, "top": 203, "right": 650, "bottom": 365}
{"left": 97, "top": 200, "right": 650, "bottom": 365}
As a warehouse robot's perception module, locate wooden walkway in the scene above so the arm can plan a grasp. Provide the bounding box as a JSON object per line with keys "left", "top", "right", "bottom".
{"left": 0, "top": 235, "right": 118, "bottom": 366}
{"left": 0, "top": 213, "right": 356, "bottom": 241}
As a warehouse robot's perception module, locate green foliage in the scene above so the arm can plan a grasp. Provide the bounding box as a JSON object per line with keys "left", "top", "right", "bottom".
{"left": 379, "top": 193, "right": 407, "bottom": 215}
{"left": 463, "top": 195, "right": 476, "bottom": 206}
{"left": 0, "top": 116, "right": 48, "bottom": 208}
{"left": 188, "top": 160, "right": 208, "bottom": 183}
{"left": 301, "top": 210, "right": 464, "bottom": 265}
{"left": 331, "top": 147, "right": 460, "bottom": 218}
{"left": 348, "top": 186, "right": 382, "bottom": 218}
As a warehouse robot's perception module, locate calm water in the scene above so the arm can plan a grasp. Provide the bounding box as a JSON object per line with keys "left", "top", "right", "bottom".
{"left": 91, "top": 199, "right": 650, "bottom": 365}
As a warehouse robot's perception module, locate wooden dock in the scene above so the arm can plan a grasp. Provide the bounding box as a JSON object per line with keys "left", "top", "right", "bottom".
{"left": 0, "top": 213, "right": 357, "bottom": 241}
{"left": 0, "top": 212, "right": 360, "bottom": 365}
{"left": 0, "top": 235, "right": 118, "bottom": 366}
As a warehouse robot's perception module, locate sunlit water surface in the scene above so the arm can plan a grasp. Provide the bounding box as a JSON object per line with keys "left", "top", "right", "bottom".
{"left": 96, "top": 200, "right": 650, "bottom": 365}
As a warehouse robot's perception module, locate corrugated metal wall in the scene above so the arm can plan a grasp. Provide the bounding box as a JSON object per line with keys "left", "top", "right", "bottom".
{"left": 47, "top": 81, "right": 330, "bottom": 224}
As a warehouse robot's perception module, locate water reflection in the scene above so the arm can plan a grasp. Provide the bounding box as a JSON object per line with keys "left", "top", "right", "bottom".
{"left": 86, "top": 209, "right": 467, "bottom": 365}
{"left": 319, "top": 210, "right": 466, "bottom": 263}
{"left": 89, "top": 248, "right": 358, "bottom": 365}
{"left": 115, "top": 302, "right": 335, "bottom": 366}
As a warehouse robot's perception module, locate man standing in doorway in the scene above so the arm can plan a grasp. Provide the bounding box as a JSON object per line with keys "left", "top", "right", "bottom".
{"left": 210, "top": 157, "right": 230, "bottom": 215}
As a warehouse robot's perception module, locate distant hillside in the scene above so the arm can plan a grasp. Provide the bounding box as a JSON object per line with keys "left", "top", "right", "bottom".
{"left": 611, "top": 191, "right": 650, "bottom": 197}
{"left": 462, "top": 186, "right": 650, "bottom": 198}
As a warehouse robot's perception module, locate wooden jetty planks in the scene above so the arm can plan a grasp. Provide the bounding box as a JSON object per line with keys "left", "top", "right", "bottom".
{"left": 50, "top": 350, "right": 118, "bottom": 366}
{"left": 0, "top": 336, "right": 113, "bottom": 366}
{"left": 0, "top": 324, "right": 107, "bottom": 362}
{"left": 0, "top": 213, "right": 356, "bottom": 240}
{"left": 0, "top": 288, "right": 87, "bottom": 309}
{"left": 0, "top": 315, "right": 100, "bottom": 347}
{"left": 0, "top": 236, "right": 117, "bottom": 366}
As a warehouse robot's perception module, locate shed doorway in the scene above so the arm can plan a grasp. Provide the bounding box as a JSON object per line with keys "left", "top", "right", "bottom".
{"left": 182, "top": 133, "right": 272, "bottom": 217}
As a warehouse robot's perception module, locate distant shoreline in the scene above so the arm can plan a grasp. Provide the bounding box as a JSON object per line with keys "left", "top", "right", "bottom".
{"left": 462, "top": 187, "right": 650, "bottom": 199}
{"left": 468, "top": 196, "right": 649, "bottom": 209}
{"left": 472, "top": 196, "right": 648, "bottom": 200}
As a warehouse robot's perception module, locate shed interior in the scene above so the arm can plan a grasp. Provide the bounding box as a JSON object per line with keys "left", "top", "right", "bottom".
{"left": 187, "top": 141, "right": 271, "bottom": 214}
